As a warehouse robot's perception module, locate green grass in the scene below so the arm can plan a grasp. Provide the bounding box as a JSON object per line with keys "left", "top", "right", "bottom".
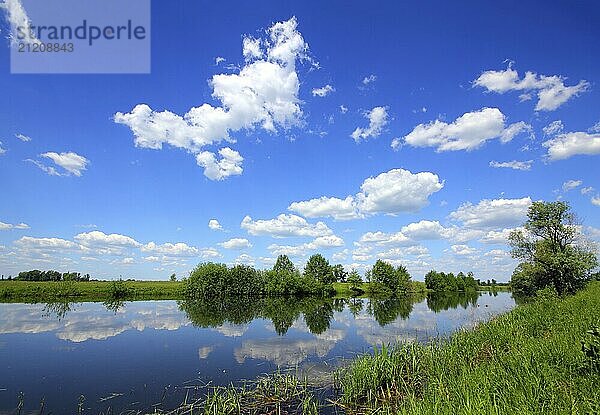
{"left": 0, "top": 280, "right": 184, "bottom": 302}
{"left": 151, "top": 371, "right": 320, "bottom": 415}
{"left": 335, "top": 281, "right": 600, "bottom": 414}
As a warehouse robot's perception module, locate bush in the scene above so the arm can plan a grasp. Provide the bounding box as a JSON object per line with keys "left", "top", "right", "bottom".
{"left": 184, "top": 263, "right": 231, "bottom": 299}
{"left": 108, "top": 279, "right": 132, "bottom": 299}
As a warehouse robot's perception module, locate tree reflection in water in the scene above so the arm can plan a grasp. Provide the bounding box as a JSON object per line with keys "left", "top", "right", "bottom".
{"left": 178, "top": 292, "right": 435, "bottom": 334}
{"left": 38, "top": 291, "right": 496, "bottom": 335}
{"left": 426, "top": 290, "right": 480, "bottom": 313}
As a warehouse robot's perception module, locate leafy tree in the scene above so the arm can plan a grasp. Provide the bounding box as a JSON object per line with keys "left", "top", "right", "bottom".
{"left": 370, "top": 260, "right": 411, "bottom": 293}
{"left": 509, "top": 201, "right": 598, "bottom": 295}
{"left": 184, "top": 263, "right": 230, "bottom": 299}
{"left": 331, "top": 264, "right": 348, "bottom": 282}
{"left": 273, "top": 255, "right": 296, "bottom": 273}
{"left": 304, "top": 254, "right": 334, "bottom": 284}
{"left": 170, "top": 273, "right": 177, "bottom": 282}
{"left": 347, "top": 269, "right": 362, "bottom": 287}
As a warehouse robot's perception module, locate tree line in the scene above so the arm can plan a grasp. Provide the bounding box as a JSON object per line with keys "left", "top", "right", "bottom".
{"left": 184, "top": 254, "right": 428, "bottom": 299}
{"left": 12, "top": 270, "right": 91, "bottom": 282}
{"left": 184, "top": 254, "right": 333, "bottom": 298}
{"left": 424, "top": 270, "right": 479, "bottom": 292}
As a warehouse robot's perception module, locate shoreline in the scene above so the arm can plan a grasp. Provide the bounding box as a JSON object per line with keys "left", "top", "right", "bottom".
{"left": 0, "top": 280, "right": 510, "bottom": 303}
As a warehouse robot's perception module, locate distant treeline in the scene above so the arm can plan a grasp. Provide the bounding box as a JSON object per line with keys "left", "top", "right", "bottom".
{"left": 186, "top": 254, "right": 429, "bottom": 299}
{"left": 185, "top": 254, "right": 339, "bottom": 299}
{"left": 424, "top": 270, "right": 478, "bottom": 292}
{"left": 12, "top": 270, "right": 91, "bottom": 282}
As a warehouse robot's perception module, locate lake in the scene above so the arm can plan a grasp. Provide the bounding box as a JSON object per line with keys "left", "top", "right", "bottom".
{"left": 0, "top": 291, "right": 515, "bottom": 413}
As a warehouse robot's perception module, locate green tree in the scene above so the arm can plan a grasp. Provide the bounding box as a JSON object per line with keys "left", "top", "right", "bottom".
{"left": 370, "top": 260, "right": 411, "bottom": 293}
{"left": 509, "top": 201, "right": 598, "bottom": 295}
{"left": 347, "top": 269, "right": 362, "bottom": 287}
{"left": 331, "top": 264, "right": 348, "bottom": 282}
{"left": 184, "top": 263, "right": 230, "bottom": 299}
{"left": 304, "top": 254, "right": 334, "bottom": 284}
{"left": 170, "top": 273, "right": 177, "bottom": 282}
{"left": 273, "top": 254, "right": 296, "bottom": 273}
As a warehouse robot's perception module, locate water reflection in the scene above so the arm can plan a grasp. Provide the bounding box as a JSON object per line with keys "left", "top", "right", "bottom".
{"left": 426, "top": 290, "right": 479, "bottom": 312}
{"left": 1, "top": 291, "right": 512, "bottom": 341}
{"left": 0, "top": 292, "right": 517, "bottom": 414}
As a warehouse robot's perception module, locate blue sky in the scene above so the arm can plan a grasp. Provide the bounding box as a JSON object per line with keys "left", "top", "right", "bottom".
{"left": 1, "top": 1, "right": 599, "bottom": 281}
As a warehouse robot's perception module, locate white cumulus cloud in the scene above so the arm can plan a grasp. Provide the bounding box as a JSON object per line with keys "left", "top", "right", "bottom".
{"left": 351, "top": 106, "right": 388, "bottom": 142}
{"left": 449, "top": 197, "right": 532, "bottom": 229}
{"left": 543, "top": 131, "right": 600, "bottom": 161}
{"left": 196, "top": 147, "right": 243, "bottom": 180}
{"left": 473, "top": 64, "right": 589, "bottom": 111}
{"left": 241, "top": 214, "right": 333, "bottom": 238}
{"left": 115, "top": 17, "right": 309, "bottom": 180}
{"left": 288, "top": 168, "right": 443, "bottom": 220}
{"left": 208, "top": 219, "right": 223, "bottom": 230}
{"left": 218, "top": 238, "right": 252, "bottom": 249}
{"left": 403, "top": 108, "right": 531, "bottom": 152}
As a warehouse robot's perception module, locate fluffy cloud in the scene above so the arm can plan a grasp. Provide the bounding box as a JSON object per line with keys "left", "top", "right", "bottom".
{"left": 0, "top": 221, "right": 30, "bottom": 230}
{"left": 562, "top": 180, "right": 582, "bottom": 192}
{"left": 196, "top": 147, "right": 243, "bottom": 180}
{"left": 14, "top": 236, "right": 79, "bottom": 251}
{"left": 208, "top": 219, "right": 223, "bottom": 230}
{"left": 28, "top": 152, "right": 89, "bottom": 177}
{"left": 311, "top": 84, "right": 334, "bottom": 97}
{"left": 288, "top": 169, "right": 443, "bottom": 220}
{"left": 351, "top": 106, "right": 388, "bottom": 142}
{"left": 592, "top": 196, "right": 600, "bottom": 207}
{"left": 356, "top": 169, "right": 444, "bottom": 214}
{"left": 489, "top": 160, "right": 533, "bottom": 171}
{"left": 403, "top": 108, "right": 531, "bottom": 152}
{"left": 473, "top": 64, "right": 589, "bottom": 111}
{"left": 401, "top": 220, "right": 450, "bottom": 240}
{"left": 288, "top": 196, "right": 361, "bottom": 220}
{"left": 141, "top": 242, "right": 199, "bottom": 257}
{"left": 449, "top": 197, "right": 532, "bottom": 229}
{"left": 115, "top": 18, "right": 309, "bottom": 180}
{"left": 0, "top": 141, "right": 5, "bottom": 155}
{"left": 267, "top": 235, "right": 344, "bottom": 258}
{"left": 543, "top": 131, "right": 600, "bottom": 161}
{"left": 218, "top": 238, "right": 252, "bottom": 249}
{"left": 75, "top": 231, "right": 140, "bottom": 248}
{"left": 241, "top": 214, "right": 333, "bottom": 238}
{"left": 358, "top": 231, "right": 411, "bottom": 246}
{"left": 480, "top": 228, "right": 520, "bottom": 245}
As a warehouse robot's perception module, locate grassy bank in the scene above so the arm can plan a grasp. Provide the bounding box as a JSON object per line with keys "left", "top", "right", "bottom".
{"left": 0, "top": 280, "right": 184, "bottom": 302}
{"left": 156, "top": 282, "right": 600, "bottom": 414}
{"left": 336, "top": 282, "right": 600, "bottom": 414}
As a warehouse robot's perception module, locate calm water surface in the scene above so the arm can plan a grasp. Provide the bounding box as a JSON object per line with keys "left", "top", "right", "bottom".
{"left": 0, "top": 292, "right": 515, "bottom": 413}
